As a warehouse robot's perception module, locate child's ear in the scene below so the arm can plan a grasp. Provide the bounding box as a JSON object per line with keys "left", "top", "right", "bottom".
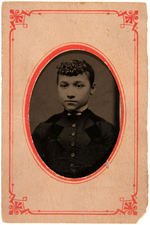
{"left": 90, "top": 83, "right": 96, "bottom": 95}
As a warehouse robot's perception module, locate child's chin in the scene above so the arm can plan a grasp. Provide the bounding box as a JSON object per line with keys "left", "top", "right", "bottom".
{"left": 65, "top": 105, "right": 78, "bottom": 111}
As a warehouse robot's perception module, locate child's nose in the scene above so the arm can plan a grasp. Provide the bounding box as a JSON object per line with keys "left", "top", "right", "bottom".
{"left": 67, "top": 95, "right": 75, "bottom": 99}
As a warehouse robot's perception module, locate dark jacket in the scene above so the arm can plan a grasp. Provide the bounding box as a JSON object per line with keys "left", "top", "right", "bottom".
{"left": 32, "top": 109, "right": 118, "bottom": 178}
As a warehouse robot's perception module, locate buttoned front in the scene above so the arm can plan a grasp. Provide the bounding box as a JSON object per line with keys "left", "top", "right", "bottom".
{"left": 32, "top": 109, "right": 118, "bottom": 178}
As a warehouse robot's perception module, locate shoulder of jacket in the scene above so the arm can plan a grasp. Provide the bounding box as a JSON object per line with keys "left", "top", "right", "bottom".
{"left": 45, "top": 111, "right": 64, "bottom": 123}
{"left": 32, "top": 112, "right": 64, "bottom": 139}
{"left": 88, "top": 109, "right": 106, "bottom": 123}
{"left": 88, "top": 109, "right": 115, "bottom": 132}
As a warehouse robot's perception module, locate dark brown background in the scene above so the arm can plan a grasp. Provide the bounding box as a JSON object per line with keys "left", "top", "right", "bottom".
{"left": 29, "top": 50, "right": 120, "bottom": 133}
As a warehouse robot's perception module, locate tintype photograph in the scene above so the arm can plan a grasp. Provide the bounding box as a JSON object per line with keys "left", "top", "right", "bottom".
{"left": 29, "top": 51, "right": 120, "bottom": 178}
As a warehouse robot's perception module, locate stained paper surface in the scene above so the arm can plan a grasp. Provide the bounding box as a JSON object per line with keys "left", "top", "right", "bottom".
{"left": 2, "top": 2, "right": 148, "bottom": 223}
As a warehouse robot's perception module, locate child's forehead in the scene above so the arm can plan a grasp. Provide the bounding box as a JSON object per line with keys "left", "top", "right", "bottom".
{"left": 58, "top": 73, "right": 89, "bottom": 82}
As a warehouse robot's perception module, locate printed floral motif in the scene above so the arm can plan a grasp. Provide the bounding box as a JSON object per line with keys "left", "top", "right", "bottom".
{"left": 10, "top": 9, "right": 30, "bottom": 29}
{"left": 116, "top": 194, "right": 137, "bottom": 215}
{"left": 9, "top": 193, "right": 30, "bottom": 215}
{"left": 10, "top": 10, "right": 24, "bottom": 23}
{"left": 118, "top": 10, "right": 138, "bottom": 31}
{"left": 123, "top": 201, "right": 137, "bottom": 215}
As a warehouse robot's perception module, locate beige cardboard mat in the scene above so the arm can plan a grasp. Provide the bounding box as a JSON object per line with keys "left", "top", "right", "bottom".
{"left": 2, "top": 2, "right": 148, "bottom": 223}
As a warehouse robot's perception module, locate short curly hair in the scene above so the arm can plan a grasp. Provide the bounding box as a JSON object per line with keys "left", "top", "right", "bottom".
{"left": 57, "top": 59, "right": 95, "bottom": 86}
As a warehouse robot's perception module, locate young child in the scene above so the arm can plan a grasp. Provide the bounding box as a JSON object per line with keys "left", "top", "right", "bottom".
{"left": 32, "top": 60, "right": 117, "bottom": 178}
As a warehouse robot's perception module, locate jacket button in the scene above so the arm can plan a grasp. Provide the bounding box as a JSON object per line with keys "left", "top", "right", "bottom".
{"left": 71, "top": 152, "right": 75, "bottom": 157}
{"left": 72, "top": 123, "right": 76, "bottom": 128}
{"left": 71, "top": 141, "right": 75, "bottom": 147}
{"left": 72, "top": 132, "right": 76, "bottom": 136}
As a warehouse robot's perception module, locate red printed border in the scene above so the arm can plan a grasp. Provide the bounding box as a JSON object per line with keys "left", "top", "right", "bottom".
{"left": 8, "top": 9, "right": 138, "bottom": 216}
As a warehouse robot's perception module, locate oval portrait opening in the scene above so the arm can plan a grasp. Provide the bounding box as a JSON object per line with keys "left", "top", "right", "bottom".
{"left": 28, "top": 48, "right": 121, "bottom": 180}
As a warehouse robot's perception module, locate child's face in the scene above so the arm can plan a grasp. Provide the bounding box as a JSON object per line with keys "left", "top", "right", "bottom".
{"left": 57, "top": 73, "right": 94, "bottom": 111}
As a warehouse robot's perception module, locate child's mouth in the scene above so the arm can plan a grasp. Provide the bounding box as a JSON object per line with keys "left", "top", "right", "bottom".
{"left": 65, "top": 100, "right": 77, "bottom": 103}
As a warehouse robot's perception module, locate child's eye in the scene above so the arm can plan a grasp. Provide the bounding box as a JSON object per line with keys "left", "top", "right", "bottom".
{"left": 76, "top": 84, "right": 85, "bottom": 88}
{"left": 60, "top": 83, "right": 68, "bottom": 88}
